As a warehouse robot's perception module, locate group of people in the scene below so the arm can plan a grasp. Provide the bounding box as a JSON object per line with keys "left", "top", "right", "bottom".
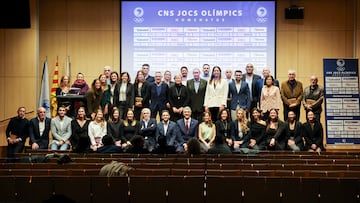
{"left": 5, "top": 63, "right": 325, "bottom": 157}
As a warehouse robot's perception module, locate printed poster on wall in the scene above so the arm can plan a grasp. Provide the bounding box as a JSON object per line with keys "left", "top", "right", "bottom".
{"left": 324, "top": 58, "right": 360, "bottom": 145}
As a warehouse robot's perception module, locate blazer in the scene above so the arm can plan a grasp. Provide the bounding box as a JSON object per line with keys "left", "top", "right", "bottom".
{"left": 156, "top": 120, "right": 183, "bottom": 148}
{"left": 29, "top": 117, "right": 51, "bottom": 149}
{"left": 51, "top": 116, "right": 72, "bottom": 142}
{"left": 148, "top": 82, "right": 169, "bottom": 111}
{"left": 242, "top": 73, "right": 261, "bottom": 99}
{"left": 302, "top": 121, "right": 324, "bottom": 150}
{"left": 113, "top": 82, "right": 135, "bottom": 109}
{"left": 6, "top": 116, "right": 29, "bottom": 143}
{"left": 228, "top": 81, "right": 251, "bottom": 110}
{"left": 254, "top": 77, "right": 280, "bottom": 105}
{"left": 134, "top": 81, "right": 150, "bottom": 108}
{"left": 139, "top": 118, "right": 157, "bottom": 148}
{"left": 168, "top": 84, "right": 190, "bottom": 108}
{"left": 187, "top": 78, "right": 207, "bottom": 112}
{"left": 280, "top": 80, "right": 304, "bottom": 106}
{"left": 230, "top": 120, "right": 251, "bottom": 143}
{"left": 176, "top": 118, "right": 198, "bottom": 144}
{"left": 204, "top": 78, "right": 229, "bottom": 108}
{"left": 302, "top": 85, "right": 324, "bottom": 114}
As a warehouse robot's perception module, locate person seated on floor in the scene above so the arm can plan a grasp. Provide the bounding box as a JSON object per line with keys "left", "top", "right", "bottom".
{"left": 184, "top": 137, "right": 202, "bottom": 156}
{"left": 125, "top": 135, "right": 149, "bottom": 154}
{"left": 97, "top": 135, "right": 122, "bottom": 153}
{"left": 207, "top": 135, "right": 232, "bottom": 154}
{"left": 152, "top": 135, "right": 177, "bottom": 154}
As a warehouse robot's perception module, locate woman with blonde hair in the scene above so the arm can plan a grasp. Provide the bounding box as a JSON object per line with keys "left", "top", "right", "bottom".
{"left": 88, "top": 109, "right": 107, "bottom": 151}
{"left": 56, "top": 75, "right": 71, "bottom": 114}
{"left": 230, "top": 108, "right": 250, "bottom": 151}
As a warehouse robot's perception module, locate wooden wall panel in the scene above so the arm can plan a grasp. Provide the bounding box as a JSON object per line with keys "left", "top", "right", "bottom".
{"left": 39, "top": 31, "right": 68, "bottom": 78}
{"left": 67, "top": 30, "right": 116, "bottom": 80}
{"left": 4, "top": 30, "right": 36, "bottom": 77}
{"left": 39, "top": 0, "right": 67, "bottom": 30}
{"left": 67, "top": 0, "right": 115, "bottom": 31}
{"left": 276, "top": 31, "right": 299, "bottom": 79}
{"left": 297, "top": 30, "right": 352, "bottom": 79}
{"left": 3, "top": 30, "right": 36, "bottom": 118}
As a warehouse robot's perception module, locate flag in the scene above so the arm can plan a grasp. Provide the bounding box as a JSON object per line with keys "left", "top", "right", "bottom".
{"left": 39, "top": 59, "right": 51, "bottom": 118}
{"left": 66, "top": 56, "right": 71, "bottom": 80}
{"left": 50, "top": 61, "right": 59, "bottom": 117}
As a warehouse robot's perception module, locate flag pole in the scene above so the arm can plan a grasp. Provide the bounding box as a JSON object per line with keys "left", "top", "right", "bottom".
{"left": 66, "top": 55, "right": 71, "bottom": 81}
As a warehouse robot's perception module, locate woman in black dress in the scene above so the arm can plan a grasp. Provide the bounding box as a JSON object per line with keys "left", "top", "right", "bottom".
{"left": 303, "top": 111, "right": 324, "bottom": 152}
{"left": 120, "top": 109, "right": 140, "bottom": 151}
{"left": 265, "top": 108, "right": 285, "bottom": 150}
{"left": 248, "top": 108, "right": 266, "bottom": 150}
{"left": 107, "top": 107, "right": 123, "bottom": 147}
{"left": 70, "top": 107, "right": 91, "bottom": 153}
{"left": 215, "top": 109, "right": 232, "bottom": 148}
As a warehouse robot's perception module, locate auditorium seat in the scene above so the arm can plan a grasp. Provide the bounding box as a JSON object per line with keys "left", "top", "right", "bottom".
{"left": 129, "top": 176, "right": 167, "bottom": 203}
{"left": 167, "top": 176, "right": 205, "bottom": 203}
{"left": 91, "top": 176, "right": 129, "bottom": 203}
{"left": 51, "top": 176, "right": 92, "bottom": 202}
{"left": 205, "top": 176, "right": 244, "bottom": 203}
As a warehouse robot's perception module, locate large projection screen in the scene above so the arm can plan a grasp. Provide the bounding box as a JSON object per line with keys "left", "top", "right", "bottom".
{"left": 121, "top": 1, "right": 276, "bottom": 79}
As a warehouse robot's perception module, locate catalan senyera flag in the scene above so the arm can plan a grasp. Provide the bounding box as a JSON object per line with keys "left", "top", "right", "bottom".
{"left": 50, "top": 62, "right": 59, "bottom": 117}
{"left": 39, "top": 59, "right": 51, "bottom": 118}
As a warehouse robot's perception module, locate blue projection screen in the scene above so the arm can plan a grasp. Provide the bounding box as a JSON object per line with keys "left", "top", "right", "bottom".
{"left": 121, "top": 1, "right": 276, "bottom": 78}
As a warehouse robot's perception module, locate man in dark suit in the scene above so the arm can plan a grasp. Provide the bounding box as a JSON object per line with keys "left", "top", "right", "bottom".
{"left": 29, "top": 107, "right": 51, "bottom": 150}
{"left": 148, "top": 71, "right": 170, "bottom": 118}
{"left": 6, "top": 107, "right": 29, "bottom": 157}
{"left": 138, "top": 108, "right": 157, "bottom": 152}
{"left": 228, "top": 70, "right": 251, "bottom": 121}
{"left": 176, "top": 106, "right": 198, "bottom": 152}
{"left": 242, "top": 63, "right": 261, "bottom": 118}
{"left": 187, "top": 68, "right": 207, "bottom": 122}
{"left": 155, "top": 110, "right": 182, "bottom": 153}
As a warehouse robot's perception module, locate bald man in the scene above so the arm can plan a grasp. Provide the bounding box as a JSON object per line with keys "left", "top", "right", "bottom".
{"left": 302, "top": 75, "right": 324, "bottom": 121}
{"left": 280, "top": 70, "right": 303, "bottom": 121}
{"left": 29, "top": 107, "right": 52, "bottom": 150}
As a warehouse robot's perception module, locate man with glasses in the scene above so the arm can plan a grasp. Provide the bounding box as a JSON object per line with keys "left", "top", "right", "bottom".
{"left": 148, "top": 72, "right": 170, "bottom": 118}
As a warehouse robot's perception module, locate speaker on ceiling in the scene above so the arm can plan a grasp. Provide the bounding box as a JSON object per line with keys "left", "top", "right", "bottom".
{"left": 285, "top": 6, "right": 304, "bottom": 19}
{"left": 0, "top": 0, "right": 31, "bottom": 28}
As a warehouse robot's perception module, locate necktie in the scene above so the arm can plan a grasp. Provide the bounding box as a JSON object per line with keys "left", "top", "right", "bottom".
{"left": 185, "top": 120, "right": 189, "bottom": 134}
